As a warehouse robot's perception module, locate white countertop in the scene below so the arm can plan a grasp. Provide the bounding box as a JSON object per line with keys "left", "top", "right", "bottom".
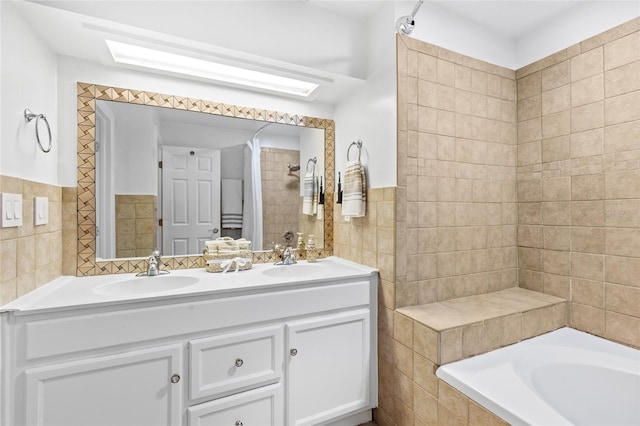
{"left": 1, "top": 257, "right": 378, "bottom": 316}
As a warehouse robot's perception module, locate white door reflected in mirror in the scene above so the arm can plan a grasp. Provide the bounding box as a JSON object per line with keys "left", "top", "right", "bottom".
{"left": 162, "top": 147, "right": 221, "bottom": 256}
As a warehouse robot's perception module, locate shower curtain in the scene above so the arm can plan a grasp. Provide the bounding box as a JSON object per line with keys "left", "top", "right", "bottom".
{"left": 242, "top": 138, "right": 263, "bottom": 251}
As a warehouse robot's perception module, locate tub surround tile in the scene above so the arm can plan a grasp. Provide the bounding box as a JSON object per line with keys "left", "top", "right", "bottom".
{"left": 397, "top": 287, "right": 567, "bottom": 365}
{"left": 516, "top": 18, "right": 640, "bottom": 350}
{"left": 605, "top": 311, "right": 640, "bottom": 348}
{"left": 388, "top": 17, "right": 640, "bottom": 426}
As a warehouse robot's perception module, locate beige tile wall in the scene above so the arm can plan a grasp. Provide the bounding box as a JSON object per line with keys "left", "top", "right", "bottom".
{"left": 261, "top": 148, "right": 301, "bottom": 247}
{"left": 388, "top": 34, "right": 519, "bottom": 426}
{"left": 333, "top": 187, "right": 397, "bottom": 425}
{"left": 516, "top": 17, "right": 640, "bottom": 349}
{"left": 62, "top": 187, "right": 77, "bottom": 276}
{"left": 115, "top": 195, "right": 156, "bottom": 258}
{"left": 396, "top": 34, "right": 518, "bottom": 311}
{"left": 0, "top": 176, "right": 64, "bottom": 304}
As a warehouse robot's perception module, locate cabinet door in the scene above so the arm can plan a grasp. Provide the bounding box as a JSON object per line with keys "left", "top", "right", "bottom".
{"left": 24, "top": 344, "right": 184, "bottom": 426}
{"left": 188, "top": 383, "right": 283, "bottom": 426}
{"left": 286, "top": 309, "right": 370, "bottom": 426}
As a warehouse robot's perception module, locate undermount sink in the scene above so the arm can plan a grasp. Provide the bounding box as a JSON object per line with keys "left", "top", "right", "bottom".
{"left": 261, "top": 263, "right": 325, "bottom": 278}
{"left": 93, "top": 275, "right": 199, "bottom": 296}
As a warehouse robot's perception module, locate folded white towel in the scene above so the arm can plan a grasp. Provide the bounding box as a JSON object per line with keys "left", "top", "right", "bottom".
{"left": 222, "top": 179, "right": 243, "bottom": 229}
{"left": 341, "top": 160, "right": 367, "bottom": 218}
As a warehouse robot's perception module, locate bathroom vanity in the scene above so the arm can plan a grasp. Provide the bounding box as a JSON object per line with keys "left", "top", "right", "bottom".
{"left": 0, "top": 257, "right": 378, "bottom": 426}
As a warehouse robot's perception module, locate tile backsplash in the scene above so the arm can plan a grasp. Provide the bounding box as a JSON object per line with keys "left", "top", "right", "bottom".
{"left": 0, "top": 176, "right": 64, "bottom": 304}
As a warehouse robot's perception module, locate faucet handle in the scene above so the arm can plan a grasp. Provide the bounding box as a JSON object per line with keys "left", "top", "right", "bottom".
{"left": 151, "top": 248, "right": 161, "bottom": 259}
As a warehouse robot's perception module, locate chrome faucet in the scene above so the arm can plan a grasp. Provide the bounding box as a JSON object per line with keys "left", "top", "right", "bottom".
{"left": 273, "top": 244, "right": 297, "bottom": 266}
{"left": 137, "top": 249, "right": 164, "bottom": 276}
{"left": 281, "top": 247, "right": 297, "bottom": 265}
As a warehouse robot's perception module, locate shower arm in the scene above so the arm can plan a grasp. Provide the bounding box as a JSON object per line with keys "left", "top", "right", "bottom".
{"left": 396, "top": 0, "right": 424, "bottom": 35}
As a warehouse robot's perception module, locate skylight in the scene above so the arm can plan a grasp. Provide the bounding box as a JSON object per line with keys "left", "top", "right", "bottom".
{"left": 106, "top": 40, "right": 319, "bottom": 97}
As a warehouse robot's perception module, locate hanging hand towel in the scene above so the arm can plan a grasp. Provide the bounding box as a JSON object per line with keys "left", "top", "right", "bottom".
{"left": 221, "top": 179, "right": 243, "bottom": 229}
{"left": 342, "top": 160, "right": 367, "bottom": 218}
{"left": 302, "top": 171, "right": 317, "bottom": 216}
{"left": 312, "top": 175, "right": 319, "bottom": 215}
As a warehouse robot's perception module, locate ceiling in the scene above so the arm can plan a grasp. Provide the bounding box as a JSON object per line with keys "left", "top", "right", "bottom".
{"left": 310, "top": 0, "right": 586, "bottom": 39}
{"left": 429, "top": 1, "right": 584, "bottom": 39}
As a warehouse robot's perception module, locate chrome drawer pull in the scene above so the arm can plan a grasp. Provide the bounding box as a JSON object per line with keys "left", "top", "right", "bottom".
{"left": 235, "top": 358, "right": 244, "bottom": 367}
{"left": 290, "top": 348, "right": 298, "bottom": 356}
{"left": 170, "top": 374, "right": 180, "bottom": 384}
{"left": 235, "top": 421, "right": 243, "bottom": 426}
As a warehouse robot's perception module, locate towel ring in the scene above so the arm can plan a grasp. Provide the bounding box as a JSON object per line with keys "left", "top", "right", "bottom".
{"left": 347, "top": 139, "right": 363, "bottom": 161}
{"left": 306, "top": 157, "right": 317, "bottom": 172}
{"left": 24, "top": 109, "right": 52, "bottom": 153}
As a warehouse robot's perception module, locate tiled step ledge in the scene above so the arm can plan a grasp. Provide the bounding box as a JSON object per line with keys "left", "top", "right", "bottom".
{"left": 395, "top": 287, "right": 567, "bottom": 366}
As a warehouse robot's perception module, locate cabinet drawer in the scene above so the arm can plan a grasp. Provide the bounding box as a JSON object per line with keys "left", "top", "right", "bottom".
{"left": 188, "top": 383, "right": 282, "bottom": 426}
{"left": 189, "top": 325, "right": 282, "bottom": 400}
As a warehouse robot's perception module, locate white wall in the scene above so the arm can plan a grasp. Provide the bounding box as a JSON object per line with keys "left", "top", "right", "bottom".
{"left": 111, "top": 106, "right": 157, "bottom": 195}
{"left": 515, "top": 1, "right": 640, "bottom": 68}
{"left": 0, "top": 1, "right": 58, "bottom": 183}
{"left": 405, "top": 1, "right": 640, "bottom": 71}
{"left": 334, "top": 2, "right": 398, "bottom": 190}
{"left": 408, "top": 2, "right": 516, "bottom": 69}
{"left": 57, "top": 56, "right": 334, "bottom": 186}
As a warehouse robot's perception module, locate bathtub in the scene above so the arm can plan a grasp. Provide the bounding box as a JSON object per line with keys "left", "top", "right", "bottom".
{"left": 436, "top": 327, "right": 640, "bottom": 425}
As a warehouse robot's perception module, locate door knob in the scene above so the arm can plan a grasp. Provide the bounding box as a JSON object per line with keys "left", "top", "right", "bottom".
{"left": 208, "top": 228, "right": 219, "bottom": 234}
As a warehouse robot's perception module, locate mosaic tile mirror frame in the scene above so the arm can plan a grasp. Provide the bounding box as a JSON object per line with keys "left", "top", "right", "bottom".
{"left": 76, "top": 82, "right": 335, "bottom": 276}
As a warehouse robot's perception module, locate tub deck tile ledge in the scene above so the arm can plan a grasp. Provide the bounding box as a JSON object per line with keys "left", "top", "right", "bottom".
{"left": 396, "top": 287, "right": 568, "bottom": 365}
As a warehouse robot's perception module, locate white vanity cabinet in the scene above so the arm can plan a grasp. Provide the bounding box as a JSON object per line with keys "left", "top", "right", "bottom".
{"left": 0, "top": 259, "right": 378, "bottom": 426}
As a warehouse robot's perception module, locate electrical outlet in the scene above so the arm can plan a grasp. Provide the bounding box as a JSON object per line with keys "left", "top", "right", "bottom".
{"left": 34, "top": 197, "right": 49, "bottom": 225}
{"left": 1, "top": 193, "right": 23, "bottom": 228}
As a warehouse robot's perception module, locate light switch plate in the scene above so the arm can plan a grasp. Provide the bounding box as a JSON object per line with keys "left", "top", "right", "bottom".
{"left": 1, "top": 193, "right": 23, "bottom": 227}
{"left": 34, "top": 197, "right": 49, "bottom": 225}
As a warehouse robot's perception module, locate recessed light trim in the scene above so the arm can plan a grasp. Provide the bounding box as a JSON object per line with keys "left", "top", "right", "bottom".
{"left": 106, "top": 40, "right": 319, "bottom": 97}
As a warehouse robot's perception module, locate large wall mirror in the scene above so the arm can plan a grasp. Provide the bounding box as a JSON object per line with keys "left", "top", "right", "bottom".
{"left": 77, "top": 82, "right": 334, "bottom": 276}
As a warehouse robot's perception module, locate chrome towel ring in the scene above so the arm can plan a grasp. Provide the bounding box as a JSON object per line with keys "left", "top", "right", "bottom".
{"left": 347, "top": 139, "right": 363, "bottom": 161}
{"left": 24, "top": 108, "right": 52, "bottom": 153}
{"left": 306, "top": 157, "right": 317, "bottom": 172}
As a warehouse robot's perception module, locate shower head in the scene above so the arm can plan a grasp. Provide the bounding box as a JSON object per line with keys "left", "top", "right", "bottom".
{"left": 288, "top": 164, "right": 301, "bottom": 172}
{"left": 396, "top": 0, "right": 424, "bottom": 35}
